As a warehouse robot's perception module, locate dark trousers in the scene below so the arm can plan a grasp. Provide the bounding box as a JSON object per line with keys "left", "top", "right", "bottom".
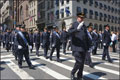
{"left": 35, "top": 44, "right": 40, "bottom": 55}
{"left": 18, "top": 49, "right": 32, "bottom": 67}
{"left": 62, "top": 42, "right": 67, "bottom": 53}
{"left": 98, "top": 41, "right": 103, "bottom": 49}
{"left": 67, "top": 41, "right": 71, "bottom": 50}
{"left": 30, "top": 43, "right": 33, "bottom": 53}
{"left": 72, "top": 51, "right": 86, "bottom": 78}
{"left": 92, "top": 43, "right": 98, "bottom": 55}
{"left": 6, "top": 43, "right": 11, "bottom": 51}
{"left": 112, "top": 41, "right": 116, "bottom": 52}
{"left": 44, "top": 45, "right": 49, "bottom": 57}
{"left": 3, "top": 42, "right": 5, "bottom": 48}
{"left": 50, "top": 46, "right": 60, "bottom": 60}
{"left": 85, "top": 52, "right": 92, "bottom": 65}
{"left": 102, "top": 46, "right": 111, "bottom": 61}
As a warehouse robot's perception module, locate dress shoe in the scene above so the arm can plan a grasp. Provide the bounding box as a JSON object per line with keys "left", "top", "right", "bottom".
{"left": 57, "top": 59, "right": 61, "bottom": 62}
{"left": 108, "top": 60, "right": 113, "bottom": 63}
{"left": 89, "top": 64, "right": 94, "bottom": 68}
{"left": 77, "top": 78, "right": 84, "bottom": 80}
{"left": 50, "top": 57, "right": 52, "bottom": 61}
{"left": 71, "top": 74, "right": 75, "bottom": 80}
{"left": 29, "top": 65, "right": 34, "bottom": 69}
{"left": 19, "top": 65, "right": 22, "bottom": 68}
{"left": 102, "top": 58, "right": 105, "bottom": 60}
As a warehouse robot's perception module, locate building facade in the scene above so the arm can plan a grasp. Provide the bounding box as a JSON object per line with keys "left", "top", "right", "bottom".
{"left": 1, "top": 0, "right": 14, "bottom": 29}
{"left": 45, "top": 0, "right": 120, "bottom": 31}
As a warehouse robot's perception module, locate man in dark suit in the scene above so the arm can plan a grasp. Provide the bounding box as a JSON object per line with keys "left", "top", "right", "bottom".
{"left": 2, "top": 32, "right": 6, "bottom": 48}
{"left": 85, "top": 25, "right": 94, "bottom": 68}
{"left": 68, "top": 13, "right": 90, "bottom": 80}
{"left": 102, "top": 25, "right": 112, "bottom": 63}
{"left": 33, "top": 29, "right": 41, "bottom": 56}
{"left": 5, "top": 29, "right": 11, "bottom": 52}
{"left": 91, "top": 29, "right": 99, "bottom": 55}
{"left": 60, "top": 27, "right": 68, "bottom": 54}
{"left": 41, "top": 27, "right": 50, "bottom": 59}
{"left": 49, "top": 26, "right": 61, "bottom": 62}
{"left": 16, "top": 26, "right": 34, "bottom": 69}
{"left": 29, "top": 29, "right": 34, "bottom": 53}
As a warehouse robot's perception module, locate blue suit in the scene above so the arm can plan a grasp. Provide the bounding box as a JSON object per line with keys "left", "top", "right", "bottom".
{"left": 5, "top": 32, "right": 11, "bottom": 52}
{"left": 50, "top": 31, "right": 61, "bottom": 61}
{"left": 41, "top": 32, "right": 50, "bottom": 58}
{"left": 33, "top": 32, "right": 41, "bottom": 56}
{"left": 102, "top": 30, "right": 112, "bottom": 62}
{"left": 29, "top": 33, "right": 34, "bottom": 53}
{"left": 60, "top": 30, "right": 68, "bottom": 54}
{"left": 68, "top": 21, "right": 89, "bottom": 78}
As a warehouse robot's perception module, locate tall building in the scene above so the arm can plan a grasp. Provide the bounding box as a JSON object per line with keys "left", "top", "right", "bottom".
{"left": 1, "top": 0, "right": 14, "bottom": 29}
{"left": 18, "top": 0, "right": 29, "bottom": 29}
{"left": 45, "top": 0, "right": 120, "bottom": 31}
{"left": 28, "top": 0, "right": 38, "bottom": 29}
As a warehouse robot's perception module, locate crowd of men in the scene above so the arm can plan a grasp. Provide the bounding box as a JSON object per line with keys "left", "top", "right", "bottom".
{"left": 0, "top": 13, "right": 120, "bottom": 80}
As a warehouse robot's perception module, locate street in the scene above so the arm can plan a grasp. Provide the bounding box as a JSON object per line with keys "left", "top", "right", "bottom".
{"left": 0, "top": 46, "right": 119, "bottom": 80}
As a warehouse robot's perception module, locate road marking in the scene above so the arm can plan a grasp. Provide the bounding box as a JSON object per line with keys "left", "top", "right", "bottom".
{"left": 31, "top": 60, "right": 69, "bottom": 79}
{"left": 59, "top": 57, "right": 119, "bottom": 75}
{"left": 3, "top": 59, "right": 34, "bottom": 79}
{"left": 36, "top": 56, "right": 106, "bottom": 79}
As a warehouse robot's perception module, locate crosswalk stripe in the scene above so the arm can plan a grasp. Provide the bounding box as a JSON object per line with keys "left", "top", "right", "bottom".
{"left": 3, "top": 59, "right": 34, "bottom": 79}
{"left": 31, "top": 60, "right": 69, "bottom": 79}
{"left": 95, "top": 55, "right": 119, "bottom": 59}
{"left": 60, "top": 53, "right": 119, "bottom": 68}
{"left": 36, "top": 56, "right": 106, "bottom": 79}
{"left": 59, "top": 57, "right": 119, "bottom": 75}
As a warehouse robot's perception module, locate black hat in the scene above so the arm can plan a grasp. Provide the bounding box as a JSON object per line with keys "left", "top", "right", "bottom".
{"left": 29, "top": 29, "right": 33, "bottom": 32}
{"left": 77, "top": 12, "right": 85, "bottom": 18}
{"left": 53, "top": 26, "right": 58, "bottom": 29}
{"left": 105, "top": 24, "right": 110, "bottom": 28}
{"left": 21, "top": 26, "right": 25, "bottom": 29}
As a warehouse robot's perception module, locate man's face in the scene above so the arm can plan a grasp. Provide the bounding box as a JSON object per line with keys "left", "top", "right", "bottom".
{"left": 106, "top": 26, "right": 110, "bottom": 30}
{"left": 20, "top": 28, "right": 25, "bottom": 32}
{"left": 77, "top": 17, "right": 84, "bottom": 22}
{"left": 16, "top": 27, "right": 20, "bottom": 30}
{"left": 88, "top": 27, "right": 93, "bottom": 32}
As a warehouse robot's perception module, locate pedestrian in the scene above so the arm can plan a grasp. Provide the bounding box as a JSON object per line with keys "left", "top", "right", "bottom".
{"left": 33, "top": 29, "right": 41, "bottom": 56}
{"left": 41, "top": 27, "right": 50, "bottom": 59}
{"left": 85, "top": 25, "right": 94, "bottom": 68}
{"left": 102, "top": 25, "right": 112, "bottom": 63}
{"left": 111, "top": 32, "right": 117, "bottom": 52}
{"left": 60, "top": 27, "right": 68, "bottom": 54}
{"left": 91, "top": 28, "right": 99, "bottom": 55}
{"left": 68, "top": 13, "right": 90, "bottom": 80}
{"left": 49, "top": 26, "right": 62, "bottom": 62}
{"left": 16, "top": 25, "right": 34, "bottom": 69}
{"left": 29, "top": 29, "right": 34, "bottom": 53}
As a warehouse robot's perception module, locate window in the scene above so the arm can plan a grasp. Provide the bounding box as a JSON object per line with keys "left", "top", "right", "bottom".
{"left": 76, "top": 7, "right": 81, "bottom": 14}
{"left": 83, "top": 8, "right": 87, "bottom": 18}
{"left": 99, "top": 3, "right": 103, "bottom": 9}
{"left": 65, "top": 7, "right": 70, "bottom": 17}
{"left": 111, "top": 16, "right": 114, "bottom": 23}
{"left": 99, "top": 12, "right": 103, "bottom": 21}
{"left": 104, "top": 5, "right": 107, "bottom": 10}
{"left": 108, "top": 15, "right": 111, "bottom": 22}
{"left": 66, "top": 0, "right": 69, "bottom": 3}
{"left": 60, "top": 9, "right": 64, "bottom": 18}
{"left": 104, "top": 14, "right": 107, "bottom": 21}
{"left": 108, "top": 6, "right": 110, "bottom": 11}
{"left": 115, "top": 17, "right": 117, "bottom": 23}
{"left": 95, "top": 1, "right": 98, "bottom": 7}
{"left": 89, "top": 0, "right": 93, "bottom": 6}
{"left": 115, "top": 8, "right": 117, "bottom": 14}
{"left": 61, "top": 0, "right": 64, "bottom": 5}
{"left": 51, "top": 0, "right": 54, "bottom": 8}
{"left": 95, "top": 11, "right": 98, "bottom": 20}
{"left": 83, "top": 0, "right": 88, "bottom": 4}
{"left": 47, "top": 13, "right": 50, "bottom": 21}
{"left": 111, "top": 7, "right": 114, "bottom": 13}
{"left": 89, "top": 10, "right": 93, "bottom": 19}
{"left": 56, "top": 10, "right": 59, "bottom": 19}
{"left": 56, "top": 0, "right": 59, "bottom": 6}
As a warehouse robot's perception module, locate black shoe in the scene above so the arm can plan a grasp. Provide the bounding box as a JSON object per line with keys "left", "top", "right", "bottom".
{"left": 50, "top": 57, "right": 52, "bottom": 61}
{"left": 57, "top": 59, "right": 61, "bottom": 62}
{"left": 102, "top": 58, "right": 105, "bottom": 60}
{"left": 71, "top": 74, "right": 75, "bottom": 80}
{"left": 77, "top": 78, "right": 84, "bottom": 80}
{"left": 89, "top": 64, "right": 94, "bottom": 68}
{"left": 29, "top": 65, "right": 34, "bottom": 69}
{"left": 19, "top": 65, "right": 22, "bottom": 68}
{"left": 46, "top": 57, "right": 49, "bottom": 59}
{"left": 108, "top": 60, "right": 113, "bottom": 63}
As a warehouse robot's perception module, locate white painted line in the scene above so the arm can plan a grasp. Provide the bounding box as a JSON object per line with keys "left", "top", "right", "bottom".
{"left": 36, "top": 56, "right": 106, "bottom": 79}
{"left": 4, "top": 59, "right": 34, "bottom": 79}
{"left": 31, "top": 60, "right": 69, "bottom": 79}
{"left": 59, "top": 57, "right": 119, "bottom": 75}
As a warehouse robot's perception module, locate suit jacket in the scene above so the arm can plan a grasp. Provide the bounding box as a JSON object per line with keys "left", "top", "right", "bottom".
{"left": 29, "top": 33, "right": 34, "bottom": 43}
{"left": 68, "top": 21, "right": 89, "bottom": 52}
{"left": 102, "top": 30, "right": 111, "bottom": 47}
{"left": 92, "top": 32, "right": 99, "bottom": 43}
{"left": 41, "top": 32, "right": 50, "bottom": 47}
{"left": 5, "top": 32, "right": 11, "bottom": 43}
{"left": 51, "top": 31, "right": 61, "bottom": 47}
{"left": 60, "top": 31, "right": 68, "bottom": 43}
{"left": 33, "top": 33, "right": 41, "bottom": 44}
{"left": 17, "top": 31, "right": 31, "bottom": 50}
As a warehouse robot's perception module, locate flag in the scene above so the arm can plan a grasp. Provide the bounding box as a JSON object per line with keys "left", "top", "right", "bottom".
{"left": 29, "top": 15, "right": 32, "bottom": 21}
{"left": 38, "top": 12, "right": 41, "bottom": 18}
{"left": 50, "top": 12, "right": 54, "bottom": 20}
{"left": 65, "top": 7, "right": 71, "bottom": 15}
{"left": 60, "top": 9, "right": 64, "bottom": 14}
